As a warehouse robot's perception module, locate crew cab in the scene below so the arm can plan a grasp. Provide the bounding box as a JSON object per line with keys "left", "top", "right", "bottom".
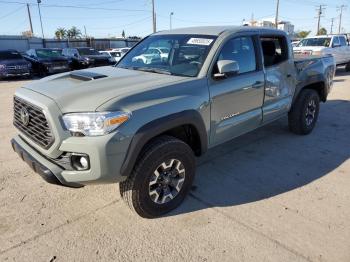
{"left": 23, "top": 48, "right": 70, "bottom": 76}
{"left": 0, "top": 50, "right": 31, "bottom": 79}
{"left": 62, "top": 47, "right": 112, "bottom": 70}
{"left": 11, "top": 26, "right": 335, "bottom": 218}
{"left": 294, "top": 34, "right": 350, "bottom": 70}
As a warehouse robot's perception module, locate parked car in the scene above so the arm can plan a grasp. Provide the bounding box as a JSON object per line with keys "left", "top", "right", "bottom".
{"left": 112, "top": 47, "right": 131, "bottom": 55}
{"left": 11, "top": 26, "right": 335, "bottom": 218}
{"left": 99, "top": 50, "right": 122, "bottom": 63}
{"left": 132, "top": 47, "right": 170, "bottom": 64}
{"left": 0, "top": 50, "right": 31, "bottom": 79}
{"left": 23, "top": 48, "right": 70, "bottom": 76}
{"left": 293, "top": 34, "right": 350, "bottom": 70}
{"left": 62, "top": 47, "right": 112, "bottom": 70}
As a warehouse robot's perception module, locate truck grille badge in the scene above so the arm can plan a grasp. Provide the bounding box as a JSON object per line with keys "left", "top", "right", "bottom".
{"left": 20, "top": 107, "right": 29, "bottom": 126}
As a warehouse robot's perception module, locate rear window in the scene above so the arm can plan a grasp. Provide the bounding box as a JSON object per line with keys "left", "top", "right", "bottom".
{"left": 339, "top": 36, "right": 347, "bottom": 46}
{"left": 261, "top": 36, "right": 289, "bottom": 67}
{"left": 0, "top": 51, "right": 22, "bottom": 60}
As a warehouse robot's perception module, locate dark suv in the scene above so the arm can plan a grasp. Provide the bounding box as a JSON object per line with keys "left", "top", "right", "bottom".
{"left": 24, "top": 48, "right": 70, "bottom": 76}
{"left": 0, "top": 50, "right": 31, "bottom": 79}
{"left": 62, "top": 47, "right": 112, "bottom": 70}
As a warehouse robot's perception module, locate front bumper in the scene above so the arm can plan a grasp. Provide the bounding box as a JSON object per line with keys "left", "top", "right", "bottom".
{"left": 0, "top": 70, "right": 30, "bottom": 78}
{"left": 11, "top": 132, "right": 130, "bottom": 187}
{"left": 11, "top": 135, "right": 82, "bottom": 187}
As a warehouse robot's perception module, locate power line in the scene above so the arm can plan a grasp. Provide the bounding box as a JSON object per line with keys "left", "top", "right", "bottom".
{"left": 0, "top": 5, "right": 24, "bottom": 20}
{"left": 0, "top": 1, "right": 150, "bottom": 12}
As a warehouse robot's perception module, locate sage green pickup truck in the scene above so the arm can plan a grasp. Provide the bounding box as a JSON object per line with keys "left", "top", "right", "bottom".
{"left": 11, "top": 26, "right": 335, "bottom": 218}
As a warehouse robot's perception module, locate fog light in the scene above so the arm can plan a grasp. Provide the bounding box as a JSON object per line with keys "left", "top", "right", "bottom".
{"left": 71, "top": 154, "right": 90, "bottom": 171}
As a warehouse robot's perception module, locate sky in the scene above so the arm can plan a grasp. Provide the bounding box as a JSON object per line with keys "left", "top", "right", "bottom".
{"left": 0, "top": 0, "right": 349, "bottom": 38}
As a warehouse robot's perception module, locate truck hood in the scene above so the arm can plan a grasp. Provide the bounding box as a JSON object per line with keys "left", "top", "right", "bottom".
{"left": 22, "top": 66, "right": 189, "bottom": 113}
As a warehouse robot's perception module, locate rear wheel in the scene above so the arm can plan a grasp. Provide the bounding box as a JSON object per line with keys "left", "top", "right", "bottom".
{"left": 288, "top": 89, "right": 320, "bottom": 135}
{"left": 119, "top": 136, "right": 196, "bottom": 218}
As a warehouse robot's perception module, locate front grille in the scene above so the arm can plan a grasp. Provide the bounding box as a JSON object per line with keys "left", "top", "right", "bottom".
{"left": 7, "top": 65, "right": 28, "bottom": 70}
{"left": 13, "top": 96, "right": 54, "bottom": 149}
{"left": 52, "top": 61, "right": 67, "bottom": 67}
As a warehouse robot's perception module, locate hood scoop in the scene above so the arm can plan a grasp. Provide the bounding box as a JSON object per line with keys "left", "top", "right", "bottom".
{"left": 69, "top": 71, "right": 108, "bottom": 81}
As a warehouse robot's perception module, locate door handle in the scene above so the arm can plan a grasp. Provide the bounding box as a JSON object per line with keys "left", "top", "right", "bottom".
{"left": 286, "top": 74, "right": 292, "bottom": 78}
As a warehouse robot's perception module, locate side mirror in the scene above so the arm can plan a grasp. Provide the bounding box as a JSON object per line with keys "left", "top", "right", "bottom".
{"left": 214, "top": 60, "right": 239, "bottom": 79}
{"left": 73, "top": 53, "right": 79, "bottom": 58}
{"left": 332, "top": 43, "right": 341, "bottom": 48}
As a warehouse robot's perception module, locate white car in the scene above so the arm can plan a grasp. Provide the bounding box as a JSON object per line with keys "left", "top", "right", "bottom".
{"left": 112, "top": 47, "right": 131, "bottom": 55}
{"left": 132, "top": 47, "right": 169, "bottom": 64}
{"left": 294, "top": 35, "right": 350, "bottom": 69}
{"left": 99, "top": 51, "right": 122, "bottom": 63}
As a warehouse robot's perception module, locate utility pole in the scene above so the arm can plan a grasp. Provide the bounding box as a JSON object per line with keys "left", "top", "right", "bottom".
{"left": 170, "top": 12, "right": 174, "bottom": 30}
{"left": 338, "top": 5, "right": 347, "bottom": 34}
{"left": 26, "top": 3, "right": 33, "bottom": 36}
{"left": 275, "top": 0, "right": 280, "bottom": 29}
{"left": 330, "top": 18, "right": 334, "bottom": 34}
{"left": 315, "top": 5, "right": 326, "bottom": 35}
{"left": 84, "top": 25, "right": 87, "bottom": 39}
{"left": 37, "top": 0, "right": 45, "bottom": 39}
{"left": 152, "top": 0, "right": 156, "bottom": 33}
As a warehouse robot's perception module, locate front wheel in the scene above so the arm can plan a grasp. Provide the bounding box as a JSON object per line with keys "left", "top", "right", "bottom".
{"left": 119, "top": 136, "right": 196, "bottom": 218}
{"left": 288, "top": 89, "right": 320, "bottom": 135}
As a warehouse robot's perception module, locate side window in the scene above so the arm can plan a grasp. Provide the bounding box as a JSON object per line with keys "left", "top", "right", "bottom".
{"left": 260, "top": 36, "right": 288, "bottom": 67}
{"left": 332, "top": 37, "right": 340, "bottom": 47}
{"left": 217, "top": 36, "right": 256, "bottom": 74}
{"left": 339, "top": 36, "right": 347, "bottom": 46}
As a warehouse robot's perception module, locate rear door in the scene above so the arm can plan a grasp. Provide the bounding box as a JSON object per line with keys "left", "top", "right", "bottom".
{"left": 338, "top": 36, "right": 350, "bottom": 63}
{"left": 209, "top": 34, "right": 265, "bottom": 146}
{"left": 260, "top": 35, "right": 296, "bottom": 122}
{"left": 331, "top": 37, "right": 342, "bottom": 64}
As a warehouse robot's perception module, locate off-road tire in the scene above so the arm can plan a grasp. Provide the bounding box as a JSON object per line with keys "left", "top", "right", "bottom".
{"left": 119, "top": 135, "right": 196, "bottom": 218}
{"left": 288, "top": 89, "right": 320, "bottom": 135}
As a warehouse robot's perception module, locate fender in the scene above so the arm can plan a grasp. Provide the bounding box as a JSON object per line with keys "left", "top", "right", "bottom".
{"left": 120, "top": 110, "right": 208, "bottom": 177}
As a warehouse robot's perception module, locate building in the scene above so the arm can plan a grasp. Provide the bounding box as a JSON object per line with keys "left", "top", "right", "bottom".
{"left": 277, "top": 21, "right": 295, "bottom": 35}
{"left": 246, "top": 18, "right": 295, "bottom": 35}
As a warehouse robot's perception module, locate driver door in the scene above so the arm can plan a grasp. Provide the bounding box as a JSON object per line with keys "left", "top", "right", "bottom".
{"left": 209, "top": 35, "right": 265, "bottom": 146}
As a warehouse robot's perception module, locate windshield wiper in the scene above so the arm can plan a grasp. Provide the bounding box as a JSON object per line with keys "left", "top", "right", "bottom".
{"left": 134, "top": 67, "right": 172, "bottom": 75}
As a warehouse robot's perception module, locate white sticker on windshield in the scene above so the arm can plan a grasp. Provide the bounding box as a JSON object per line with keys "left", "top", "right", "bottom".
{"left": 187, "top": 38, "right": 213, "bottom": 46}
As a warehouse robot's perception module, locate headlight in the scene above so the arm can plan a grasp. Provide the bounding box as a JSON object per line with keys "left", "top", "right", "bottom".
{"left": 0, "top": 64, "right": 6, "bottom": 70}
{"left": 62, "top": 111, "right": 131, "bottom": 136}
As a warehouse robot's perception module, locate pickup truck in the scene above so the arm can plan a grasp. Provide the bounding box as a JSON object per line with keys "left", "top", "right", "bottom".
{"left": 293, "top": 34, "right": 350, "bottom": 71}
{"left": 11, "top": 26, "right": 335, "bottom": 218}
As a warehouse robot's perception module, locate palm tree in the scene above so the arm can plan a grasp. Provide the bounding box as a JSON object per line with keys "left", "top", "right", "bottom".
{"left": 55, "top": 27, "right": 67, "bottom": 39}
{"left": 67, "top": 26, "right": 82, "bottom": 39}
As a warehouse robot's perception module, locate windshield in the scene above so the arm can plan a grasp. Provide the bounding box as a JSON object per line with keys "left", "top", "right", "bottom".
{"left": 0, "top": 51, "right": 22, "bottom": 60}
{"left": 297, "top": 38, "right": 331, "bottom": 47}
{"left": 117, "top": 34, "right": 217, "bottom": 77}
{"left": 78, "top": 48, "right": 100, "bottom": 55}
{"left": 36, "top": 49, "right": 62, "bottom": 58}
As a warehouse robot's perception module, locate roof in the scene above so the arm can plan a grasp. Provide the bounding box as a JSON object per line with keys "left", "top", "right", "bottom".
{"left": 306, "top": 34, "right": 346, "bottom": 38}
{"left": 153, "top": 26, "right": 284, "bottom": 36}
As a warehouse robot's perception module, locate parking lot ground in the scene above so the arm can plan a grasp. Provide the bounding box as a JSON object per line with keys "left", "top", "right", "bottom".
{"left": 0, "top": 69, "right": 350, "bottom": 262}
